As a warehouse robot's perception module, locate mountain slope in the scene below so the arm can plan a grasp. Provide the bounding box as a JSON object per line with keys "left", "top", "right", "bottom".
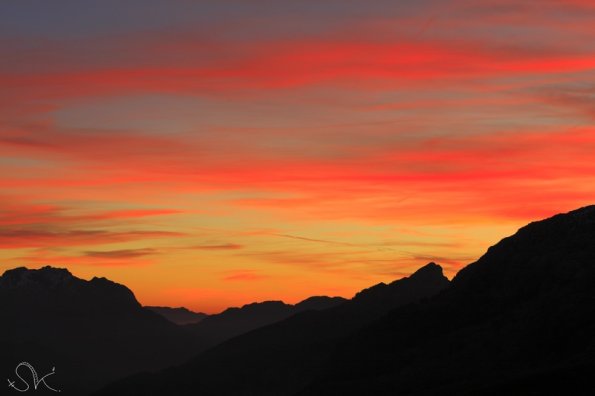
{"left": 96, "top": 262, "right": 450, "bottom": 395}
{"left": 0, "top": 267, "right": 201, "bottom": 396}
{"left": 188, "top": 296, "right": 347, "bottom": 347}
{"left": 146, "top": 306, "right": 208, "bottom": 325}
{"left": 304, "top": 205, "right": 595, "bottom": 395}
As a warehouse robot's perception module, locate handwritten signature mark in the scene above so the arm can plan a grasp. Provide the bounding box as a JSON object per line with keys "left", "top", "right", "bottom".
{"left": 7, "top": 362, "right": 60, "bottom": 393}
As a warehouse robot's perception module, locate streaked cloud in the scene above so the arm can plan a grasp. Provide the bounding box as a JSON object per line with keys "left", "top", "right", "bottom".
{"left": 192, "top": 243, "right": 244, "bottom": 251}
{"left": 222, "top": 270, "right": 267, "bottom": 282}
{"left": 84, "top": 248, "right": 158, "bottom": 259}
{"left": 0, "top": 229, "right": 184, "bottom": 249}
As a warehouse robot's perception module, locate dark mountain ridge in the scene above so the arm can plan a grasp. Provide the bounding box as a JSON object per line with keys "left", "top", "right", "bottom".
{"left": 146, "top": 306, "right": 208, "bottom": 325}
{"left": 304, "top": 205, "right": 595, "bottom": 395}
{"left": 0, "top": 266, "right": 201, "bottom": 396}
{"left": 0, "top": 267, "right": 345, "bottom": 395}
{"left": 188, "top": 296, "right": 348, "bottom": 346}
{"left": 97, "top": 205, "right": 595, "bottom": 395}
{"left": 96, "top": 262, "right": 450, "bottom": 395}
{"left": 1, "top": 266, "right": 140, "bottom": 312}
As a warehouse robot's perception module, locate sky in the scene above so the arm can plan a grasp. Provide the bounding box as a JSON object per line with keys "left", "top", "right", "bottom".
{"left": 1, "top": 0, "right": 594, "bottom": 313}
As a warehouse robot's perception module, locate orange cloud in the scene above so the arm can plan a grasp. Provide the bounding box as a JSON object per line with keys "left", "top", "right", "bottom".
{"left": 84, "top": 248, "right": 158, "bottom": 259}
{"left": 193, "top": 244, "right": 244, "bottom": 250}
{"left": 222, "top": 270, "right": 268, "bottom": 282}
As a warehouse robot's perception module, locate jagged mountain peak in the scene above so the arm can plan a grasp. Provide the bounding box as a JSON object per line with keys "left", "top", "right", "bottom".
{"left": 0, "top": 265, "right": 75, "bottom": 289}
{"left": 0, "top": 265, "right": 141, "bottom": 310}
{"left": 404, "top": 262, "right": 444, "bottom": 282}
{"left": 295, "top": 296, "right": 347, "bottom": 311}
{"left": 353, "top": 262, "right": 449, "bottom": 304}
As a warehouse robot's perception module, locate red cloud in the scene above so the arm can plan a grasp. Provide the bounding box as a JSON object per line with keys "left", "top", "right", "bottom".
{"left": 2, "top": 36, "right": 595, "bottom": 104}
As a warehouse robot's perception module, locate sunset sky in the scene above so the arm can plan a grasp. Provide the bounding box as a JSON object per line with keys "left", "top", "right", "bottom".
{"left": 1, "top": 0, "right": 594, "bottom": 313}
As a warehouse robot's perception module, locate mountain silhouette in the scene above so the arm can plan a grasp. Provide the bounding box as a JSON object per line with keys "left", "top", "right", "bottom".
{"left": 188, "top": 296, "right": 347, "bottom": 346}
{"left": 96, "top": 205, "right": 595, "bottom": 395}
{"left": 294, "top": 296, "right": 348, "bottom": 311}
{"left": 95, "top": 262, "right": 449, "bottom": 395}
{"left": 146, "top": 306, "right": 208, "bottom": 325}
{"left": 0, "top": 266, "right": 201, "bottom": 395}
{"left": 0, "top": 267, "right": 346, "bottom": 395}
{"left": 302, "top": 205, "right": 595, "bottom": 395}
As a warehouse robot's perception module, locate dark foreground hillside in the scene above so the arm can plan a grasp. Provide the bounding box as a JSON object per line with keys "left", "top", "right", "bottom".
{"left": 304, "top": 205, "right": 595, "bottom": 395}
{"left": 185, "top": 295, "right": 347, "bottom": 347}
{"left": 0, "top": 267, "right": 201, "bottom": 395}
{"left": 0, "top": 269, "right": 345, "bottom": 396}
{"left": 146, "top": 306, "right": 208, "bottom": 325}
